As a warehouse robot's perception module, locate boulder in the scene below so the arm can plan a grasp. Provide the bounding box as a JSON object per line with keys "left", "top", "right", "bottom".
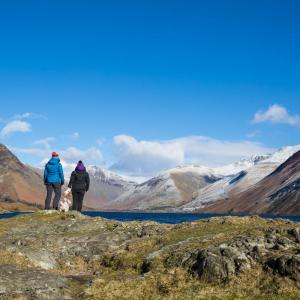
{"left": 267, "top": 254, "right": 300, "bottom": 282}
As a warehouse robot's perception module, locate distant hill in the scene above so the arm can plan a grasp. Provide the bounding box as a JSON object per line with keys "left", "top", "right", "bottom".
{"left": 0, "top": 144, "right": 45, "bottom": 211}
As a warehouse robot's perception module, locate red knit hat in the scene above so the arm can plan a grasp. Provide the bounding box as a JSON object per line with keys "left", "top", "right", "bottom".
{"left": 52, "top": 151, "right": 59, "bottom": 157}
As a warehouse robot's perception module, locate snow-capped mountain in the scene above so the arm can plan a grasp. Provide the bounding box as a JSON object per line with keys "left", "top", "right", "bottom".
{"left": 260, "top": 145, "right": 300, "bottom": 164}
{"left": 101, "top": 154, "right": 271, "bottom": 211}
{"left": 106, "top": 145, "right": 300, "bottom": 212}
{"left": 160, "top": 154, "right": 271, "bottom": 179}
{"left": 212, "top": 154, "right": 272, "bottom": 176}
{"left": 199, "top": 149, "right": 300, "bottom": 216}
{"left": 87, "top": 166, "right": 136, "bottom": 186}
{"left": 182, "top": 145, "right": 300, "bottom": 212}
{"left": 84, "top": 166, "right": 137, "bottom": 209}
{"left": 102, "top": 165, "right": 221, "bottom": 211}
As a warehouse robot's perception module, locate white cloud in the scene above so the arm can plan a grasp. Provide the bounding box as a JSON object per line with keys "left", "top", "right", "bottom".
{"left": 60, "top": 160, "right": 77, "bottom": 177}
{"left": 11, "top": 147, "right": 49, "bottom": 158}
{"left": 96, "top": 138, "right": 106, "bottom": 146}
{"left": 12, "top": 145, "right": 102, "bottom": 163}
{"left": 37, "top": 158, "right": 76, "bottom": 178}
{"left": 13, "top": 145, "right": 102, "bottom": 164}
{"left": 13, "top": 145, "right": 103, "bottom": 177}
{"left": 33, "top": 137, "right": 56, "bottom": 149}
{"left": 247, "top": 130, "right": 261, "bottom": 139}
{"left": 69, "top": 132, "right": 80, "bottom": 141}
{"left": 111, "top": 135, "right": 275, "bottom": 177}
{"left": 60, "top": 147, "right": 103, "bottom": 162}
{"left": 13, "top": 137, "right": 56, "bottom": 158}
{"left": 0, "top": 112, "right": 47, "bottom": 139}
{"left": 58, "top": 147, "right": 103, "bottom": 177}
{"left": 0, "top": 120, "right": 32, "bottom": 138}
{"left": 253, "top": 104, "right": 300, "bottom": 126}
{"left": 12, "top": 112, "right": 47, "bottom": 121}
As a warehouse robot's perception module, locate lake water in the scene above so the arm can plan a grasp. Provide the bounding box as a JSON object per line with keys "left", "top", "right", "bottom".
{"left": 1, "top": 211, "right": 300, "bottom": 224}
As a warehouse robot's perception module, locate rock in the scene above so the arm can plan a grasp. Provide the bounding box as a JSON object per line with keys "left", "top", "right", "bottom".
{"left": 273, "top": 237, "right": 295, "bottom": 250}
{"left": 267, "top": 254, "right": 300, "bottom": 282}
{"left": 24, "top": 250, "right": 58, "bottom": 270}
{"left": 288, "top": 228, "right": 300, "bottom": 243}
{"left": 180, "top": 234, "right": 291, "bottom": 282}
{"left": 186, "top": 243, "right": 253, "bottom": 282}
{"left": 0, "top": 265, "right": 71, "bottom": 299}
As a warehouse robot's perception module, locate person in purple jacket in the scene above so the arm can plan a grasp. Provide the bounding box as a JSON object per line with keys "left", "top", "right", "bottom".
{"left": 68, "top": 160, "right": 90, "bottom": 212}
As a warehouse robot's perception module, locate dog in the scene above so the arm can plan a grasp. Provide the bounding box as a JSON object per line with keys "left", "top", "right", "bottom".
{"left": 59, "top": 188, "right": 72, "bottom": 212}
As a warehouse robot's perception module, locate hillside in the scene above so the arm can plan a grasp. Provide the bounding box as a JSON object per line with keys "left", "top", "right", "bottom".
{"left": 103, "top": 166, "right": 221, "bottom": 211}
{"left": 182, "top": 146, "right": 300, "bottom": 212}
{"left": 200, "top": 150, "right": 300, "bottom": 215}
{"left": 0, "top": 144, "right": 45, "bottom": 211}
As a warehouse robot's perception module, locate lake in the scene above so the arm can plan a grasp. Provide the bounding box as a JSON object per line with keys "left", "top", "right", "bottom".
{"left": 1, "top": 211, "right": 300, "bottom": 224}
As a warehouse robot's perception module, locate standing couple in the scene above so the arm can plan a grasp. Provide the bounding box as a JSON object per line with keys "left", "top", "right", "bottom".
{"left": 44, "top": 152, "right": 90, "bottom": 212}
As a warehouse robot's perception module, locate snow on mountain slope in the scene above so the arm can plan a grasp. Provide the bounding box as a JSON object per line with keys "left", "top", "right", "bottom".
{"left": 162, "top": 155, "right": 271, "bottom": 178}
{"left": 90, "top": 146, "right": 300, "bottom": 213}
{"left": 82, "top": 166, "right": 137, "bottom": 209}
{"left": 102, "top": 151, "right": 292, "bottom": 211}
{"left": 213, "top": 155, "right": 271, "bottom": 176}
{"left": 102, "top": 166, "right": 221, "bottom": 211}
{"left": 200, "top": 149, "right": 300, "bottom": 216}
{"left": 87, "top": 166, "right": 136, "bottom": 187}
{"left": 182, "top": 145, "right": 300, "bottom": 211}
{"left": 261, "top": 146, "right": 300, "bottom": 163}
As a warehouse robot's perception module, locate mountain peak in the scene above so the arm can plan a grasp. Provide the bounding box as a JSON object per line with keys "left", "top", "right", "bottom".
{"left": 269, "top": 149, "right": 300, "bottom": 177}
{"left": 262, "top": 145, "right": 300, "bottom": 164}
{"left": 0, "top": 144, "right": 24, "bottom": 171}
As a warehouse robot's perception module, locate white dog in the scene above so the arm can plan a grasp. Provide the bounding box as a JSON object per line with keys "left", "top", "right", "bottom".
{"left": 59, "top": 188, "right": 72, "bottom": 212}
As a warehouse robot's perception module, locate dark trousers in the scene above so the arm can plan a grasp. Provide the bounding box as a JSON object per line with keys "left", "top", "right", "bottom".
{"left": 45, "top": 183, "right": 62, "bottom": 210}
{"left": 72, "top": 190, "right": 85, "bottom": 212}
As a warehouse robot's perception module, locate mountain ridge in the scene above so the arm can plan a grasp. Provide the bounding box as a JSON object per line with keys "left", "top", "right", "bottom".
{"left": 1, "top": 143, "right": 300, "bottom": 215}
{"left": 198, "top": 149, "right": 300, "bottom": 215}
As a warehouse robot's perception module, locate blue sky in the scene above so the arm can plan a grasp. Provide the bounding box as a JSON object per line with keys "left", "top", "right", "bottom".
{"left": 0, "top": 1, "right": 299, "bottom": 179}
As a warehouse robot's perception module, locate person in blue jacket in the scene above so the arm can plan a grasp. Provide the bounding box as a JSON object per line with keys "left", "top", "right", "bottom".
{"left": 44, "top": 151, "right": 65, "bottom": 210}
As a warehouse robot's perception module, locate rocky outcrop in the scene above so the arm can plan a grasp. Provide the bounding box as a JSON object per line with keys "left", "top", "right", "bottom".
{"left": 266, "top": 254, "right": 300, "bottom": 282}
{"left": 0, "top": 265, "right": 70, "bottom": 299}
{"left": 184, "top": 233, "right": 298, "bottom": 282}
{"left": 1, "top": 213, "right": 300, "bottom": 299}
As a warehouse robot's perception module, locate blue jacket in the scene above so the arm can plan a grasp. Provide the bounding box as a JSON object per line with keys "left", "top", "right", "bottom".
{"left": 44, "top": 158, "right": 65, "bottom": 184}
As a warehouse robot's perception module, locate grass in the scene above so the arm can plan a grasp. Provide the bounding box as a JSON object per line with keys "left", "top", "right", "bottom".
{"left": 1, "top": 212, "right": 300, "bottom": 299}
